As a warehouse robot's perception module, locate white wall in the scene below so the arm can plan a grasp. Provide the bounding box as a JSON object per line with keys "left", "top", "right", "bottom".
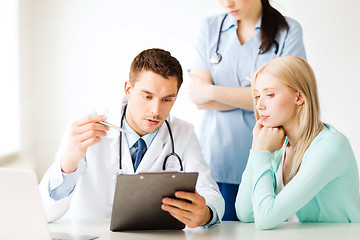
{"left": 0, "top": 1, "right": 20, "bottom": 158}
{"left": 18, "top": 0, "right": 360, "bottom": 178}
{"left": 273, "top": 0, "right": 360, "bottom": 172}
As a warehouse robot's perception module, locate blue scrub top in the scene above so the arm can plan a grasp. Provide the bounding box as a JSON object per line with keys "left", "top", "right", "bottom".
{"left": 192, "top": 13, "right": 306, "bottom": 184}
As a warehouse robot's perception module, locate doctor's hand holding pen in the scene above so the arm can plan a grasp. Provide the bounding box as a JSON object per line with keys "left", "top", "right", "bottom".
{"left": 61, "top": 115, "right": 109, "bottom": 173}
{"left": 161, "top": 190, "right": 212, "bottom": 228}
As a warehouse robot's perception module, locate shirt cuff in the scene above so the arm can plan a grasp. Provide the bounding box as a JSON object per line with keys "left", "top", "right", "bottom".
{"left": 201, "top": 205, "right": 219, "bottom": 228}
{"left": 49, "top": 170, "right": 77, "bottom": 201}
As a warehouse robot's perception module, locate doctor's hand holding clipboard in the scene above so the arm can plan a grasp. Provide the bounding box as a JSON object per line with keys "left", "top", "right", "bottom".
{"left": 161, "top": 190, "right": 212, "bottom": 228}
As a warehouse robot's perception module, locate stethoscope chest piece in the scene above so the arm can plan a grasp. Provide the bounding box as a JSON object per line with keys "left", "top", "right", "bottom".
{"left": 210, "top": 53, "right": 222, "bottom": 64}
{"left": 210, "top": 13, "right": 228, "bottom": 65}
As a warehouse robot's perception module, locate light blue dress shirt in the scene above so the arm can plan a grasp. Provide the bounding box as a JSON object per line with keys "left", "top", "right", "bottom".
{"left": 122, "top": 119, "right": 158, "bottom": 159}
{"left": 192, "top": 13, "right": 306, "bottom": 184}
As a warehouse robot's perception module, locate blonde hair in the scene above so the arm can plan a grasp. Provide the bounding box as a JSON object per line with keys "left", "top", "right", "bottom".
{"left": 252, "top": 55, "right": 323, "bottom": 184}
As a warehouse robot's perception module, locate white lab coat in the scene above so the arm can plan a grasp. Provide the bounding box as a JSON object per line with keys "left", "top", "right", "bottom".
{"left": 39, "top": 109, "right": 225, "bottom": 223}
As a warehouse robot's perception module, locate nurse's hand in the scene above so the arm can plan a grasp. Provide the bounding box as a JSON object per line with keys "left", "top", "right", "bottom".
{"left": 161, "top": 190, "right": 212, "bottom": 228}
{"left": 188, "top": 73, "right": 214, "bottom": 104}
{"left": 61, "top": 115, "right": 109, "bottom": 173}
{"left": 252, "top": 120, "right": 285, "bottom": 153}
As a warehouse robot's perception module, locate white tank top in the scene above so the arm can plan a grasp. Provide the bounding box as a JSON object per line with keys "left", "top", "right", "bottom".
{"left": 275, "top": 156, "right": 299, "bottom": 222}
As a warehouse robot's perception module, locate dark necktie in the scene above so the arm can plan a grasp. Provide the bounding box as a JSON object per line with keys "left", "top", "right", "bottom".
{"left": 132, "top": 138, "right": 147, "bottom": 171}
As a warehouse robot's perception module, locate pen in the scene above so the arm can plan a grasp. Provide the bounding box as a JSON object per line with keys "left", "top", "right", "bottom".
{"left": 100, "top": 121, "right": 131, "bottom": 134}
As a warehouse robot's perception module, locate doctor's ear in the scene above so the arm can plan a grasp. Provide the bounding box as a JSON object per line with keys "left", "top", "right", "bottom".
{"left": 124, "top": 81, "right": 133, "bottom": 97}
{"left": 296, "top": 92, "right": 305, "bottom": 106}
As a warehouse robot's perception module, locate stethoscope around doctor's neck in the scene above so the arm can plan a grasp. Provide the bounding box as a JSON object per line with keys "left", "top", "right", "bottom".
{"left": 210, "top": 14, "right": 280, "bottom": 72}
{"left": 118, "top": 104, "right": 183, "bottom": 172}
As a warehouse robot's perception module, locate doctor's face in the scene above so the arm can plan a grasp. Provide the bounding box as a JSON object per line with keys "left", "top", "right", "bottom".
{"left": 254, "top": 72, "right": 301, "bottom": 130}
{"left": 125, "top": 70, "right": 178, "bottom": 137}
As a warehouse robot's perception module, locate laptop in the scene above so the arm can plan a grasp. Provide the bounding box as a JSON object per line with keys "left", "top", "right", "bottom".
{"left": 0, "top": 168, "right": 98, "bottom": 240}
{"left": 110, "top": 171, "right": 198, "bottom": 231}
{"left": 0, "top": 168, "right": 52, "bottom": 240}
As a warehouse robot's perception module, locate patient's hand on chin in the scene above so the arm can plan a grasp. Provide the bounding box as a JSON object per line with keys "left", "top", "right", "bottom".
{"left": 252, "top": 121, "right": 285, "bottom": 152}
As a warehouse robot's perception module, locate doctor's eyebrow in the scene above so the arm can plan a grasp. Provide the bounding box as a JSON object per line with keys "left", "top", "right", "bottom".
{"left": 140, "top": 90, "right": 177, "bottom": 98}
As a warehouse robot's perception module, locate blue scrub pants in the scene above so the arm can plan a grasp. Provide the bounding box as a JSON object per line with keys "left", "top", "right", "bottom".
{"left": 217, "top": 182, "right": 240, "bottom": 221}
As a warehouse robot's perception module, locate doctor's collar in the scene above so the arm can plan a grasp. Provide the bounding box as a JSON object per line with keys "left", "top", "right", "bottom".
{"left": 122, "top": 117, "right": 158, "bottom": 149}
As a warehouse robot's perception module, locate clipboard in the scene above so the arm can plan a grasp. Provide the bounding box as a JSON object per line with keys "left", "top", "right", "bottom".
{"left": 110, "top": 171, "right": 199, "bottom": 231}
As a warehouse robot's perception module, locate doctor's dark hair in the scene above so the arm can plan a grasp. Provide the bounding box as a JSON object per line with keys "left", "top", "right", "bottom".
{"left": 260, "top": 0, "right": 289, "bottom": 53}
{"left": 129, "top": 48, "right": 183, "bottom": 90}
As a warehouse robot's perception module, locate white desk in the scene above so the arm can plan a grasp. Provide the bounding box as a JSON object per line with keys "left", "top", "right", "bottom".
{"left": 49, "top": 219, "right": 360, "bottom": 240}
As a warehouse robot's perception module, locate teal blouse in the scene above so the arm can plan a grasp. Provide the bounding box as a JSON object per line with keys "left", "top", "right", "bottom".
{"left": 235, "top": 124, "right": 360, "bottom": 229}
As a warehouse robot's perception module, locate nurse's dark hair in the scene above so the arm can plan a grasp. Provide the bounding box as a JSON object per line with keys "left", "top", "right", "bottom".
{"left": 129, "top": 48, "right": 183, "bottom": 90}
{"left": 260, "top": 0, "right": 289, "bottom": 53}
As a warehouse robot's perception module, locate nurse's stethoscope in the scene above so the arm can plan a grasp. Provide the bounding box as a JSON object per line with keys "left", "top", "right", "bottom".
{"left": 118, "top": 104, "right": 183, "bottom": 172}
{"left": 210, "top": 14, "right": 279, "bottom": 81}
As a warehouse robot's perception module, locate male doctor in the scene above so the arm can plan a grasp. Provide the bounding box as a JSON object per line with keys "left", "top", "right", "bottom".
{"left": 39, "top": 48, "right": 225, "bottom": 228}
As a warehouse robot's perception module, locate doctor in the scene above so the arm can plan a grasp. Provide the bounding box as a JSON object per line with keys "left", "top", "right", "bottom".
{"left": 39, "top": 48, "right": 225, "bottom": 228}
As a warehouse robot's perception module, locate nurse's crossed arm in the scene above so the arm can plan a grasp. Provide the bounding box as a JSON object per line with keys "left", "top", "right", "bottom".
{"left": 188, "top": 68, "right": 253, "bottom": 111}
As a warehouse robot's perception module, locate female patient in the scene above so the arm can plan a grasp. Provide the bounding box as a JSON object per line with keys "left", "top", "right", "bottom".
{"left": 235, "top": 55, "right": 360, "bottom": 229}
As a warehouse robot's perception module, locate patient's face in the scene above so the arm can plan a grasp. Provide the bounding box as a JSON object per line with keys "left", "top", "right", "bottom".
{"left": 254, "top": 72, "right": 299, "bottom": 129}
{"left": 125, "top": 70, "right": 178, "bottom": 136}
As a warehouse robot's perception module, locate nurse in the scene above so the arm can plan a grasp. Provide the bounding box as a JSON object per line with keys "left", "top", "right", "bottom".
{"left": 39, "top": 48, "right": 225, "bottom": 228}
{"left": 189, "top": 0, "right": 306, "bottom": 220}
